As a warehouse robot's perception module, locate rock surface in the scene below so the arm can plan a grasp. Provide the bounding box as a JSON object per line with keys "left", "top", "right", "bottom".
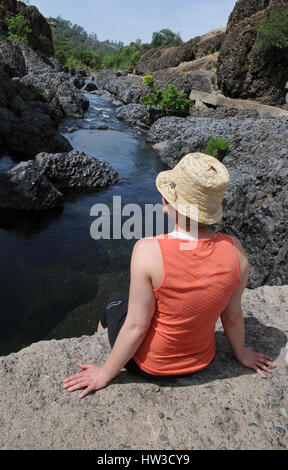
{"left": 0, "top": 0, "right": 54, "bottom": 56}
{"left": 0, "top": 160, "right": 64, "bottom": 211}
{"left": 135, "top": 29, "right": 225, "bottom": 75}
{"left": 147, "top": 111, "right": 288, "bottom": 288}
{"left": 95, "top": 71, "right": 149, "bottom": 104}
{"left": 0, "top": 151, "right": 119, "bottom": 211}
{"left": 217, "top": 0, "right": 288, "bottom": 105}
{"left": 0, "top": 285, "right": 287, "bottom": 450}
{"left": 35, "top": 150, "right": 119, "bottom": 191}
{"left": 116, "top": 104, "right": 163, "bottom": 128}
{"left": 0, "top": 38, "right": 89, "bottom": 156}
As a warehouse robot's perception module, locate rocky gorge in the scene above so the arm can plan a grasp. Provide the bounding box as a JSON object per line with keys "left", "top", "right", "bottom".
{"left": 0, "top": 0, "right": 287, "bottom": 451}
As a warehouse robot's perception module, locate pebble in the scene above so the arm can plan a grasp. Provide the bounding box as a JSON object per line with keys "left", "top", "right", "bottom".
{"left": 280, "top": 408, "right": 288, "bottom": 419}
{"left": 254, "top": 411, "right": 261, "bottom": 420}
{"left": 159, "top": 412, "right": 165, "bottom": 419}
{"left": 274, "top": 387, "right": 284, "bottom": 400}
{"left": 232, "top": 422, "right": 239, "bottom": 432}
{"left": 275, "top": 427, "right": 286, "bottom": 437}
{"left": 34, "top": 400, "right": 45, "bottom": 410}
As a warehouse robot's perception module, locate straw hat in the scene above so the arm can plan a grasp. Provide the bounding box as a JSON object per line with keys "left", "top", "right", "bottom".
{"left": 156, "top": 152, "right": 230, "bottom": 225}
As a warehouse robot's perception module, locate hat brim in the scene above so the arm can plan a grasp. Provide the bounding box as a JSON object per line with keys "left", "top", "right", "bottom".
{"left": 156, "top": 170, "right": 223, "bottom": 225}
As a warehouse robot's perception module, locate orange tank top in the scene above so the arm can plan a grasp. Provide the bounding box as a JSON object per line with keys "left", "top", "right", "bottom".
{"left": 133, "top": 231, "right": 241, "bottom": 375}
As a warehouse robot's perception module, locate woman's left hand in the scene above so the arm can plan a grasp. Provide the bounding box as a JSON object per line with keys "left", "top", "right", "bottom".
{"left": 63, "top": 364, "right": 110, "bottom": 399}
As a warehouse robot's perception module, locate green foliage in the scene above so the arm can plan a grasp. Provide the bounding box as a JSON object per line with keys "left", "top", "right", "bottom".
{"left": 160, "top": 85, "right": 191, "bottom": 117}
{"left": 254, "top": 6, "right": 288, "bottom": 51}
{"left": 50, "top": 18, "right": 182, "bottom": 72}
{"left": 141, "top": 77, "right": 191, "bottom": 117}
{"left": 49, "top": 16, "right": 124, "bottom": 54}
{"left": 142, "top": 75, "right": 155, "bottom": 88}
{"left": 5, "top": 14, "right": 32, "bottom": 46}
{"left": 151, "top": 29, "right": 183, "bottom": 48}
{"left": 101, "top": 42, "right": 149, "bottom": 71}
{"left": 54, "top": 39, "right": 102, "bottom": 69}
{"left": 204, "top": 136, "right": 230, "bottom": 161}
{"left": 142, "top": 88, "right": 164, "bottom": 107}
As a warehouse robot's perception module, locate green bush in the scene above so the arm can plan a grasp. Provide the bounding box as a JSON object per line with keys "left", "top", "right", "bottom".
{"left": 254, "top": 6, "right": 288, "bottom": 51}
{"left": 5, "top": 14, "right": 32, "bottom": 46}
{"left": 142, "top": 75, "right": 155, "bottom": 89}
{"left": 141, "top": 78, "right": 191, "bottom": 117}
{"left": 204, "top": 136, "right": 230, "bottom": 162}
{"left": 160, "top": 85, "right": 191, "bottom": 117}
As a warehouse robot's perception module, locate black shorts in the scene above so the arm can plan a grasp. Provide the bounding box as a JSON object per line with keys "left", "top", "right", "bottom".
{"left": 100, "top": 292, "right": 157, "bottom": 379}
{"left": 99, "top": 292, "right": 196, "bottom": 380}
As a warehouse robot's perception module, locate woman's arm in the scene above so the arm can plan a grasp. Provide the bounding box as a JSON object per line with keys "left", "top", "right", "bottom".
{"left": 63, "top": 239, "right": 156, "bottom": 398}
{"left": 220, "top": 236, "right": 275, "bottom": 378}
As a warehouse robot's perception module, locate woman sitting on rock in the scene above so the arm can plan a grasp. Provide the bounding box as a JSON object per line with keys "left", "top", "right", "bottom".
{"left": 64, "top": 153, "right": 275, "bottom": 398}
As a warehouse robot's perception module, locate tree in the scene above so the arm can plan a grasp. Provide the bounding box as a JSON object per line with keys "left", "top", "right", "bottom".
{"left": 151, "top": 29, "right": 183, "bottom": 48}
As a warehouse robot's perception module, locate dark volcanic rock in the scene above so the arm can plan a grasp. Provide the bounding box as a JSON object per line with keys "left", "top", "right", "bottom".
{"left": 0, "top": 67, "right": 72, "bottom": 157}
{"left": 147, "top": 112, "right": 288, "bottom": 288}
{"left": 72, "top": 75, "right": 85, "bottom": 90}
{"left": 0, "top": 160, "right": 64, "bottom": 211}
{"left": 0, "top": 40, "right": 89, "bottom": 118}
{"left": 83, "top": 82, "right": 98, "bottom": 92}
{"left": 217, "top": 0, "right": 288, "bottom": 105}
{"left": 35, "top": 151, "right": 119, "bottom": 191}
{"left": 9, "top": 102, "right": 73, "bottom": 156}
{"left": 153, "top": 70, "right": 217, "bottom": 95}
{"left": 96, "top": 71, "right": 149, "bottom": 104}
{"left": 227, "top": 0, "right": 270, "bottom": 31}
{"left": 0, "top": 0, "right": 54, "bottom": 56}
{"left": 116, "top": 104, "right": 163, "bottom": 128}
{"left": 195, "top": 31, "right": 226, "bottom": 58}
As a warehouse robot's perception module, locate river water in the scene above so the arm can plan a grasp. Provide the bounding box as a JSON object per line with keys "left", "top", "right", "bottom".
{"left": 0, "top": 93, "right": 167, "bottom": 356}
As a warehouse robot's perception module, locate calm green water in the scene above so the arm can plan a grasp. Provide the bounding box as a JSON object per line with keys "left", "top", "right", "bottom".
{"left": 0, "top": 94, "right": 167, "bottom": 355}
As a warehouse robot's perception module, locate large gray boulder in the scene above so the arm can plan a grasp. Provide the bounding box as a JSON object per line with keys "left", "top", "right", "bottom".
{"left": 0, "top": 151, "right": 119, "bottom": 211}
{"left": 116, "top": 104, "right": 163, "bottom": 128}
{"left": 0, "top": 160, "right": 64, "bottom": 211}
{"left": 96, "top": 71, "right": 149, "bottom": 104}
{"left": 35, "top": 151, "right": 119, "bottom": 191}
{"left": 153, "top": 70, "right": 218, "bottom": 96}
{"left": 147, "top": 111, "right": 288, "bottom": 288}
{"left": 0, "top": 284, "right": 287, "bottom": 449}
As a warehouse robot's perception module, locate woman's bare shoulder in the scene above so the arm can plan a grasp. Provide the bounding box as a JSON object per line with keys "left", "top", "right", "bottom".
{"left": 133, "top": 236, "right": 161, "bottom": 253}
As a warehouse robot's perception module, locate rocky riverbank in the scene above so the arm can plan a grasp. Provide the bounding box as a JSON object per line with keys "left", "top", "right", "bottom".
{"left": 93, "top": 68, "right": 288, "bottom": 289}
{"left": 0, "top": 284, "right": 287, "bottom": 450}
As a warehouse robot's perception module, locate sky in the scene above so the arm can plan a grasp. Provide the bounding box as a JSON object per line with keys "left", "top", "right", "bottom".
{"left": 27, "top": 0, "right": 237, "bottom": 45}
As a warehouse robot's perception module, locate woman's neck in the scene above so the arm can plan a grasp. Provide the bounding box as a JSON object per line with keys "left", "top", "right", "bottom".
{"left": 174, "top": 221, "right": 216, "bottom": 238}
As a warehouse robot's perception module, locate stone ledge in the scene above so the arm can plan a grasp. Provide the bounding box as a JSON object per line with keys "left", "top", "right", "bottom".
{"left": 0, "top": 285, "right": 287, "bottom": 450}
{"left": 189, "top": 90, "right": 288, "bottom": 118}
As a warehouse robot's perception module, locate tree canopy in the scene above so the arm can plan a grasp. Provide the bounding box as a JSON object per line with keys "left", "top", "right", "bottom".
{"left": 151, "top": 29, "right": 183, "bottom": 48}
{"left": 48, "top": 17, "right": 183, "bottom": 71}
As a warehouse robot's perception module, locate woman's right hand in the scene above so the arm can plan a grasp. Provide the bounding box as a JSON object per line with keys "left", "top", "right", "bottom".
{"left": 238, "top": 346, "right": 275, "bottom": 378}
